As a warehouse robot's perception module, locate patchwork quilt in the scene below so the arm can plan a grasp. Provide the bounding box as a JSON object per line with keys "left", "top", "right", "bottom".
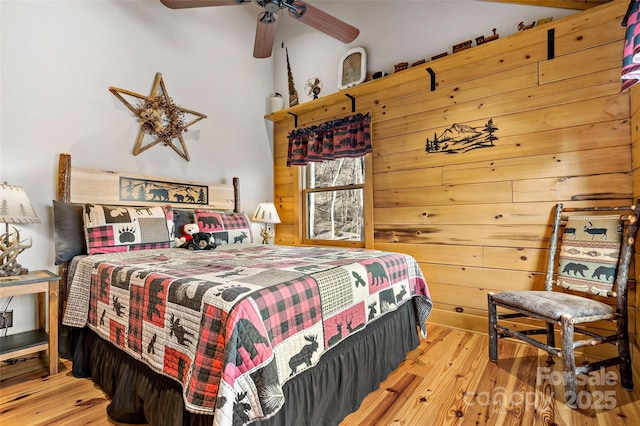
{"left": 63, "top": 245, "right": 432, "bottom": 426}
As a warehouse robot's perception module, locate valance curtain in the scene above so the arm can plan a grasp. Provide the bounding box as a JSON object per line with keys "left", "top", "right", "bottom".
{"left": 621, "top": 0, "right": 640, "bottom": 91}
{"left": 287, "top": 112, "right": 372, "bottom": 167}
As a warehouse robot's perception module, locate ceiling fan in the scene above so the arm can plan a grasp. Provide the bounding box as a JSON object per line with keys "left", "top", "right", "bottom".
{"left": 159, "top": 1, "right": 360, "bottom": 59}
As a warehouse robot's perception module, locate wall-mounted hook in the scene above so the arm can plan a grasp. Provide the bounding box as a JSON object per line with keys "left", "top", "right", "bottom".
{"left": 547, "top": 28, "right": 555, "bottom": 60}
{"left": 426, "top": 67, "right": 436, "bottom": 91}
{"left": 288, "top": 112, "right": 298, "bottom": 127}
{"left": 345, "top": 94, "right": 356, "bottom": 112}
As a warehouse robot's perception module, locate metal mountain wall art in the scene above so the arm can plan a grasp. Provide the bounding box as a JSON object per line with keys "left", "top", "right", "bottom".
{"left": 120, "top": 177, "right": 208, "bottom": 205}
{"left": 425, "top": 119, "right": 498, "bottom": 154}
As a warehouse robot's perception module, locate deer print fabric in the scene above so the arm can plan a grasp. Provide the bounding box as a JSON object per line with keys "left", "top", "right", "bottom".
{"left": 557, "top": 215, "right": 623, "bottom": 296}
{"left": 62, "top": 244, "right": 431, "bottom": 426}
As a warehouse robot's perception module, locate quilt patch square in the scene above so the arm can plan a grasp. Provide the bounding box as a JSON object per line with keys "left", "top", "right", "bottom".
{"left": 139, "top": 217, "right": 173, "bottom": 243}
{"left": 187, "top": 302, "right": 227, "bottom": 407}
{"left": 314, "top": 267, "right": 354, "bottom": 317}
{"left": 128, "top": 284, "right": 145, "bottom": 354}
{"left": 254, "top": 276, "right": 321, "bottom": 346}
{"left": 221, "top": 213, "right": 251, "bottom": 230}
{"left": 164, "top": 346, "right": 192, "bottom": 385}
{"left": 195, "top": 210, "right": 224, "bottom": 232}
{"left": 109, "top": 320, "right": 126, "bottom": 348}
{"left": 86, "top": 226, "right": 118, "bottom": 250}
{"left": 144, "top": 275, "right": 170, "bottom": 326}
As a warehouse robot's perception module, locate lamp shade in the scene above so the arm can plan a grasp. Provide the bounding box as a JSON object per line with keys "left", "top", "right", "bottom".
{"left": 0, "top": 182, "right": 40, "bottom": 224}
{"left": 251, "top": 202, "right": 281, "bottom": 224}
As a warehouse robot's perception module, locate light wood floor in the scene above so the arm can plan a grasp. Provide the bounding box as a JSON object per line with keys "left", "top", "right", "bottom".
{"left": 1, "top": 324, "right": 639, "bottom": 425}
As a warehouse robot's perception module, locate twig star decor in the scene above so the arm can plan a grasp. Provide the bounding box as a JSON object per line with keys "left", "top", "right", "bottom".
{"left": 109, "top": 72, "right": 207, "bottom": 161}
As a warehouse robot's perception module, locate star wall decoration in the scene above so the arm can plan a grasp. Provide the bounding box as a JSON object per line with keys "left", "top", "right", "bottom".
{"left": 109, "top": 72, "right": 207, "bottom": 161}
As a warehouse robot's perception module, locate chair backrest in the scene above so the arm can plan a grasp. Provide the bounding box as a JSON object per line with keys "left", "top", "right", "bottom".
{"left": 545, "top": 201, "right": 640, "bottom": 306}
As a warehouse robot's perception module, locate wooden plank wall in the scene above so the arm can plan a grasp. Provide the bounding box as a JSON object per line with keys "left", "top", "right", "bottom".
{"left": 269, "top": 0, "right": 637, "bottom": 367}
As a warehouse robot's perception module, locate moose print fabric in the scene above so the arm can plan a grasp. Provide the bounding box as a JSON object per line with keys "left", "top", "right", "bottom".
{"left": 62, "top": 244, "right": 431, "bottom": 425}
{"left": 557, "top": 215, "right": 623, "bottom": 296}
{"left": 83, "top": 204, "right": 173, "bottom": 254}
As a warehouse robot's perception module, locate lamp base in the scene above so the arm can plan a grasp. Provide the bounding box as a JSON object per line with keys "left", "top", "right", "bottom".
{"left": 260, "top": 226, "right": 273, "bottom": 245}
{"left": 0, "top": 262, "right": 28, "bottom": 277}
{"left": 0, "top": 227, "right": 32, "bottom": 277}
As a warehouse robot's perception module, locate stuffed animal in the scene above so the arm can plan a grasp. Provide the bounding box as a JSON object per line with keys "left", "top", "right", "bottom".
{"left": 175, "top": 223, "right": 200, "bottom": 248}
{"left": 187, "top": 232, "right": 217, "bottom": 250}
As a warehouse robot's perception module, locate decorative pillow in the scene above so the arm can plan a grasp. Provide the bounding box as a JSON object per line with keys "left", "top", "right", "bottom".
{"left": 83, "top": 204, "right": 173, "bottom": 254}
{"left": 53, "top": 200, "right": 87, "bottom": 264}
{"left": 193, "top": 209, "right": 253, "bottom": 245}
{"left": 557, "top": 215, "right": 623, "bottom": 296}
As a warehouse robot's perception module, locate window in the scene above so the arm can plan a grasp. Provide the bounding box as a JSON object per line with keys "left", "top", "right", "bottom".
{"left": 303, "top": 157, "right": 366, "bottom": 245}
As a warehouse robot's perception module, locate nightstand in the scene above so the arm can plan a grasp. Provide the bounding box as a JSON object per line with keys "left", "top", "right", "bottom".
{"left": 0, "top": 270, "right": 60, "bottom": 375}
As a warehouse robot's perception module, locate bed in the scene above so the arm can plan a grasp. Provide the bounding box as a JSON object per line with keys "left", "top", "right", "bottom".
{"left": 54, "top": 153, "right": 432, "bottom": 426}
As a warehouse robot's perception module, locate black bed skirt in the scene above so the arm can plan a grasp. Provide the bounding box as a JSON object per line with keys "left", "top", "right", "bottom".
{"left": 72, "top": 301, "right": 419, "bottom": 426}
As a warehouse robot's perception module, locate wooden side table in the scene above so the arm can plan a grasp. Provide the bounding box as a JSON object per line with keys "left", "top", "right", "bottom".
{"left": 0, "top": 270, "right": 60, "bottom": 375}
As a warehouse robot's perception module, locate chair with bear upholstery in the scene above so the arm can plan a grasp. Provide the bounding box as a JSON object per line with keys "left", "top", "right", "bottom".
{"left": 488, "top": 201, "right": 640, "bottom": 408}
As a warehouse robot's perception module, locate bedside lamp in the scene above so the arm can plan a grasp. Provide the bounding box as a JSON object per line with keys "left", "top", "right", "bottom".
{"left": 251, "top": 202, "right": 281, "bottom": 244}
{"left": 0, "top": 182, "right": 39, "bottom": 277}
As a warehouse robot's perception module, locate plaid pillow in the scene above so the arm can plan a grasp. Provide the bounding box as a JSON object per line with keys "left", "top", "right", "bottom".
{"left": 193, "top": 209, "right": 253, "bottom": 244}
{"left": 83, "top": 204, "right": 173, "bottom": 254}
{"left": 557, "top": 215, "right": 623, "bottom": 296}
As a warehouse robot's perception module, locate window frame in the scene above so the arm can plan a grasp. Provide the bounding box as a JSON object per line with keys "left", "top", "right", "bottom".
{"left": 298, "top": 154, "right": 373, "bottom": 248}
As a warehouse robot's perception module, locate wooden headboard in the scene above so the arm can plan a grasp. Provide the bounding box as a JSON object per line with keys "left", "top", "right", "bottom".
{"left": 57, "top": 153, "right": 240, "bottom": 212}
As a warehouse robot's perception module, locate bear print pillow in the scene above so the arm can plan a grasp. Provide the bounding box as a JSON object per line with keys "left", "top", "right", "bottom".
{"left": 83, "top": 204, "right": 173, "bottom": 254}
{"left": 193, "top": 209, "right": 253, "bottom": 245}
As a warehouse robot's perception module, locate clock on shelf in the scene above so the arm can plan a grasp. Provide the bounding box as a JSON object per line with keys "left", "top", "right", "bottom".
{"left": 338, "top": 47, "right": 366, "bottom": 90}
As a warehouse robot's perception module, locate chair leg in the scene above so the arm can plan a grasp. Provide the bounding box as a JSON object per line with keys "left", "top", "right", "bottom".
{"left": 560, "top": 314, "right": 578, "bottom": 409}
{"left": 488, "top": 293, "right": 498, "bottom": 362}
{"left": 617, "top": 319, "right": 633, "bottom": 391}
{"left": 545, "top": 322, "right": 555, "bottom": 365}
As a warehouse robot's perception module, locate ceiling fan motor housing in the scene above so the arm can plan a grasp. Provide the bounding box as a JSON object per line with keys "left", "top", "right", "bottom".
{"left": 259, "top": 0, "right": 283, "bottom": 14}
{"left": 256, "top": 0, "right": 304, "bottom": 16}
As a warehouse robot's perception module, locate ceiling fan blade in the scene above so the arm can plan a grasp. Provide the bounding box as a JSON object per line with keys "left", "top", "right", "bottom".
{"left": 253, "top": 11, "right": 278, "bottom": 59}
{"left": 288, "top": 1, "right": 359, "bottom": 44}
{"left": 159, "top": 0, "right": 248, "bottom": 9}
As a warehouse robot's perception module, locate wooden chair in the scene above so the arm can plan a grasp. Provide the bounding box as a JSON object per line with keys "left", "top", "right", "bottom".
{"left": 488, "top": 201, "right": 640, "bottom": 408}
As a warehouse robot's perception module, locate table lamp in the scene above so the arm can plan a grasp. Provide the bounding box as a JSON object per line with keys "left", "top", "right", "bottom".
{"left": 0, "top": 182, "right": 39, "bottom": 276}
{"left": 251, "top": 202, "right": 281, "bottom": 244}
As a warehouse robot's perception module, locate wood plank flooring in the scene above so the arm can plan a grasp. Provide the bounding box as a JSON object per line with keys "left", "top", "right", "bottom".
{"left": 1, "top": 324, "right": 638, "bottom": 425}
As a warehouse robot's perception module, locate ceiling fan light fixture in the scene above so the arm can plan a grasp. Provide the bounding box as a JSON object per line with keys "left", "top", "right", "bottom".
{"left": 259, "top": 10, "right": 277, "bottom": 25}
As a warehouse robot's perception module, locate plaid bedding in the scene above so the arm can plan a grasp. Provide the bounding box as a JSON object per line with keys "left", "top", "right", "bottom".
{"left": 63, "top": 244, "right": 431, "bottom": 426}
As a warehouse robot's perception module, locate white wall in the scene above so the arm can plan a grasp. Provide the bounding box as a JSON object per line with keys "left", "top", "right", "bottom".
{"left": 0, "top": 0, "right": 275, "bottom": 333}
{"left": 0, "top": 0, "right": 576, "bottom": 334}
